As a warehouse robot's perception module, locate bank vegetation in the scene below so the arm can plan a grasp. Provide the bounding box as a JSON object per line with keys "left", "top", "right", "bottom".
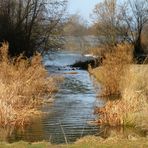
{"left": 0, "top": 42, "right": 57, "bottom": 127}
{"left": 90, "top": 43, "right": 148, "bottom": 130}
{"left": 88, "top": 0, "right": 148, "bottom": 131}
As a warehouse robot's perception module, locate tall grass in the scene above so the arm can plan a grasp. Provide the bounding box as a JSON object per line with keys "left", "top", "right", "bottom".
{"left": 92, "top": 44, "right": 133, "bottom": 96}
{"left": 95, "top": 65, "right": 148, "bottom": 127}
{"left": 92, "top": 44, "right": 148, "bottom": 128}
{"left": 121, "top": 65, "right": 148, "bottom": 128}
{"left": 0, "top": 42, "right": 56, "bottom": 127}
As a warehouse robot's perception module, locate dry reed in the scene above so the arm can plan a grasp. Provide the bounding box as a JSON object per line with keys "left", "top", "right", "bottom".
{"left": 93, "top": 44, "right": 148, "bottom": 128}
{"left": 95, "top": 66, "right": 148, "bottom": 127}
{"left": 0, "top": 42, "right": 56, "bottom": 127}
{"left": 94, "top": 43, "right": 133, "bottom": 96}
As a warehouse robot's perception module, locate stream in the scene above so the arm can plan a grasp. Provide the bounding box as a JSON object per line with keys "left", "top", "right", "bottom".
{"left": 5, "top": 51, "right": 104, "bottom": 144}
{"left": 3, "top": 51, "right": 144, "bottom": 144}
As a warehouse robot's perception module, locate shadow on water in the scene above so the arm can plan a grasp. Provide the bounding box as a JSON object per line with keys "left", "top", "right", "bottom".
{"left": 0, "top": 51, "right": 146, "bottom": 144}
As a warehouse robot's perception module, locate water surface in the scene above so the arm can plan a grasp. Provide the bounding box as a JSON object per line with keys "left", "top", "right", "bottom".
{"left": 1, "top": 51, "right": 146, "bottom": 144}
{"left": 7, "top": 52, "right": 104, "bottom": 144}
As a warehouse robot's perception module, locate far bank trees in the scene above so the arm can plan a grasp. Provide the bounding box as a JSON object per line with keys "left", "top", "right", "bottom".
{"left": 93, "top": 0, "right": 148, "bottom": 54}
{"left": 63, "top": 14, "right": 88, "bottom": 36}
{"left": 0, "top": 0, "right": 67, "bottom": 56}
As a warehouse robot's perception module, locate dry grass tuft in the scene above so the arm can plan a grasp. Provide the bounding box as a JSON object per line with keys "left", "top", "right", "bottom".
{"left": 94, "top": 43, "right": 133, "bottom": 96}
{"left": 91, "top": 43, "right": 148, "bottom": 128}
{"left": 0, "top": 42, "right": 56, "bottom": 127}
{"left": 94, "top": 61, "right": 148, "bottom": 128}
{"left": 121, "top": 65, "right": 148, "bottom": 128}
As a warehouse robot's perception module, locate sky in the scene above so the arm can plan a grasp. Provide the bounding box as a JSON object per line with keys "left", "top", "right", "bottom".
{"left": 68, "top": 0, "right": 100, "bottom": 24}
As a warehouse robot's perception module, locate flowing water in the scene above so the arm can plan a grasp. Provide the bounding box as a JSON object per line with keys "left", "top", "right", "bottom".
{"left": 1, "top": 51, "right": 145, "bottom": 144}
{"left": 5, "top": 51, "right": 104, "bottom": 144}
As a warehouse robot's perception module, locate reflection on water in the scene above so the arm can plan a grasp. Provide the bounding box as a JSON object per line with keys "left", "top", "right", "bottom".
{"left": 0, "top": 52, "right": 146, "bottom": 144}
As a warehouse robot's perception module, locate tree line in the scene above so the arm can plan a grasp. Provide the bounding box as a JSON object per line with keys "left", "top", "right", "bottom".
{"left": 0, "top": 0, "right": 147, "bottom": 56}
{"left": 63, "top": 0, "right": 148, "bottom": 55}
{"left": 0, "top": 0, "right": 67, "bottom": 57}
{"left": 93, "top": 0, "right": 148, "bottom": 55}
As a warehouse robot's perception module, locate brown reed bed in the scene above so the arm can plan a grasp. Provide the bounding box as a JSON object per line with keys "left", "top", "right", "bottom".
{"left": 0, "top": 42, "right": 57, "bottom": 128}
{"left": 91, "top": 44, "right": 148, "bottom": 129}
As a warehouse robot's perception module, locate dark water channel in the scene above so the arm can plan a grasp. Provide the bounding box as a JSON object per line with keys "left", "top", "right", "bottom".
{"left": 2, "top": 52, "right": 145, "bottom": 144}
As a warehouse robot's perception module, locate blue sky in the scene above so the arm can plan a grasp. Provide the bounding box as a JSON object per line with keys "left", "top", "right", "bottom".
{"left": 68, "top": 0, "right": 101, "bottom": 23}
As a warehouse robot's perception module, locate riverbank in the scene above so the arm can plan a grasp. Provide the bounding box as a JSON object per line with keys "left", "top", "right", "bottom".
{"left": 0, "top": 51, "right": 102, "bottom": 143}
{"left": 89, "top": 44, "right": 148, "bottom": 130}
{"left": 0, "top": 43, "right": 57, "bottom": 127}
{"left": 0, "top": 135, "right": 147, "bottom": 148}
{"left": 90, "top": 64, "right": 148, "bottom": 130}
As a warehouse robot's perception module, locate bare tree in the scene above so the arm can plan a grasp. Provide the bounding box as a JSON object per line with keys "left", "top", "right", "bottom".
{"left": 92, "top": 0, "right": 126, "bottom": 45}
{"left": 122, "top": 0, "right": 148, "bottom": 54}
{"left": 93, "top": 0, "right": 148, "bottom": 54}
{"left": 63, "top": 14, "right": 88, "bottom": 36}
{"left": 0, "top": 0, "right": 67, "bottom": 56}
